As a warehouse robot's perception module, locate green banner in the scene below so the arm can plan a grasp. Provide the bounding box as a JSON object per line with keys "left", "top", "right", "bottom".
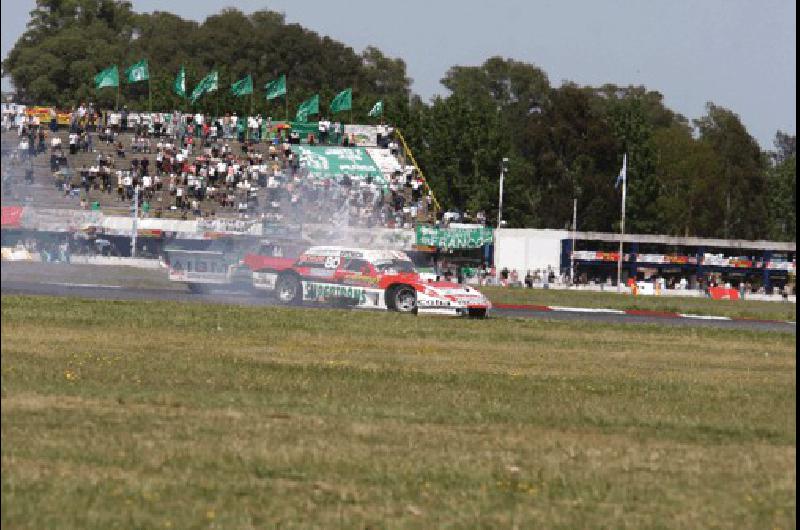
{"left": 265, "top": 74, "right": 286, "bottom": 100}
{"left": 289, "top": 121, "right": 319, "bottom": 140}
{"left": 368, "top": 100, "right": 383, "bottom": 117}
{"left": 125, "top": 59, "right": 149, "bottom": 83}
{"left": 296, "top": 94, "right": 319, "bottom": 121}
{"left": 296, "top": 145, "right": 385, "bottom": 186}
{"left": 94, "top": 65, "right": 119, "bottom": 89}
{"left": 190, "top": 71, "right": 218, "bottom": 104}
{"left": 174, "top": 65, "right": 186, "bottom": 97}
{"left": 231, "top": 74, "right": 253, "bottom": 96}
{"left": 415, "top": 225, "right": 494, "bottom": 249}
{"left": 330, "top": 88, "right": 352, "bottom": 113}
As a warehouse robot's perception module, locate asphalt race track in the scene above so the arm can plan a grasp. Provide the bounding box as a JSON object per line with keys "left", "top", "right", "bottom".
{"left": 1, "top": 262, "right": 795, "bottom": 333}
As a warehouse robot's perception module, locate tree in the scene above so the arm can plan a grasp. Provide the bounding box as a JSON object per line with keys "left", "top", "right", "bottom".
{"left": 694, "top": 103, "right": 768, "bottom": 239}
{"left": 766, "top": 132, "right": 796, "bottom": 241}
{"left": 2, "top": 3, "right": 786, "bottom": 240}
{"left": 1, "top": 3, "right": 413, "bottom": 115}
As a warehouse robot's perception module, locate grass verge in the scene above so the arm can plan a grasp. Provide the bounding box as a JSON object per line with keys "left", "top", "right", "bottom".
{"left": 1, "top": 295, "right": 796, "bottom": 529}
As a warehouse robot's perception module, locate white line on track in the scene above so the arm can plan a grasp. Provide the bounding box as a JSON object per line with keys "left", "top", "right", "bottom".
{"left": 549, "top": 306, "right": 626, "bottom": 314}
{"left": 678, "top": 314, "right": 732, "bottom": 321}
{"left": 45, "top": 282, "right": 124, "bottom": 289}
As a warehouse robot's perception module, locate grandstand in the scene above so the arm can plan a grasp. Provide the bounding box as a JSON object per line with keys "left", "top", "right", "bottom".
{"left": 1, "top": 108, "right": 438, "bottom": 230}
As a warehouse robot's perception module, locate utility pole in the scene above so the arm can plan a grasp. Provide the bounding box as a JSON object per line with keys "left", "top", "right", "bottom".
{"left": 131, "top": 185, "right": 139, "bottom": 258}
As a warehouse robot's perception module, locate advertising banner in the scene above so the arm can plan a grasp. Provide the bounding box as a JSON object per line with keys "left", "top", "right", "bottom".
{"left": 296, "top": 146, "right": 384, "bottom": 185}
{"left": 415, "top": 225, "right": 494, "bottom": 250}
{"left": 302, "top": 224, "right": 415, "bottom": 250}
{"left": 290, "top": 121, "right": 319, "bottom": 141}
{"left": 708, "top": 287, "right": 740, "bottom": 300}
{"left": 1, "top": 206, "right": 24, "bottom": 228}
{"left": 23, "top": 107, "right": 71, "bottom": 126}
{"left": 24, "top": 106, "right": 53, "bottom": 122}
{"left": 344, "top": 125, "right": 378, "bottom": 146}
{"left": 635, "top": 254, "right": 698, "bottom": 265}
{"left": 765, "top": 261, "right": 796, "bottom": 272}
{"left": 366, "top": 147, "right": 402, "bottom": 177}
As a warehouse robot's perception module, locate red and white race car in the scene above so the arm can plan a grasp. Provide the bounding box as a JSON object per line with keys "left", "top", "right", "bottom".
{"left": 251, "top": 246, "right": 491, "bottom": 317}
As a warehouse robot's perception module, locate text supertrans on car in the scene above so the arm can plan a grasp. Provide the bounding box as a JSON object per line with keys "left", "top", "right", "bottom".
{"left": 252, "top": 246, "right": 491, "bottom": 317}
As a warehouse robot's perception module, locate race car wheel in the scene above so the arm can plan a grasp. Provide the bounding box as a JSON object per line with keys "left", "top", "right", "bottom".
{"left": 275, "top": 274, "right": 301, "bottom": 305}
{"left": 468, "top": 308, "right": 488, "bottom": 319}
{"left": 392, "top": 285, "right": 418, "bottom": 314}
{"left": 187, "top": 283, "right": 207, "bottom": 294}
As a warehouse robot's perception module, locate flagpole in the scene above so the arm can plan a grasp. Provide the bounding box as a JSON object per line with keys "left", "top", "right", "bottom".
{"left": 616, "top": 153, "right": 627, "bottom": 293}
{"left": 148, "top": 68, "right": 152, "bottom": 113}
{"left": 216, "top": 77, "right": 220, "bottom": 120}
{"left": 250, "top": 86, "right": 254, "bottom": 142}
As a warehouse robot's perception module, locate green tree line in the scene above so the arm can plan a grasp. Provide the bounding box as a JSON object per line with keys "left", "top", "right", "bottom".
{"left": 3, "top": 1, "right": 795, "bottom": 241}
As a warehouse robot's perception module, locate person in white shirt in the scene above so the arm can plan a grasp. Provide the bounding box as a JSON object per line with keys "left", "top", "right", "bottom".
{"left": 68, "top": 132, "right": 78, "bottom": 154}
{"left": 318, "top": 119, "right": 329, "bottom": 144}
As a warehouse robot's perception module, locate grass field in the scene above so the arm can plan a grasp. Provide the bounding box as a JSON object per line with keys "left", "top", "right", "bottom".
{"left": 481, "top": 285, "right": 797, "bottom": 322}
{"left": 1, "top": 295, "right": 796, "bottom": 529}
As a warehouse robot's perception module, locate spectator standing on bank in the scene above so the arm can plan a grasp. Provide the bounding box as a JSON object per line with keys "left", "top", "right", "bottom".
{"left": 121, "top": 106, "right": 129, "bottom": 132}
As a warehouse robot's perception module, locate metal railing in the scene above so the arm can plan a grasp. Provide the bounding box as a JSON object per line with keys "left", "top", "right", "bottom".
{"left": 394, "top": 127, "right": 441, "bottom": 216}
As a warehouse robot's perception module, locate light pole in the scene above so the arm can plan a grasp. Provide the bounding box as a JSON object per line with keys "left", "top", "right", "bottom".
{"left": 131, "top": 185, "right": 139, "bottom": 258}
{"left": 497, "top": 157, "right": 508, "bottom": 228}
{"left": 571, "top": 198, "right": 577, "bottom": 284}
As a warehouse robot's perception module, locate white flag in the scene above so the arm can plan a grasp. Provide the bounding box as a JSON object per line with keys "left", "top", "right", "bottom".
{"left": 615, "top": 153, "right": 627, "bottom": 189}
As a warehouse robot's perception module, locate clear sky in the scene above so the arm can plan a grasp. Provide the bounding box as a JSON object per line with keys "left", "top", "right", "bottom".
{"left": 2, "top": 0, "right": 795, "bottom": 149}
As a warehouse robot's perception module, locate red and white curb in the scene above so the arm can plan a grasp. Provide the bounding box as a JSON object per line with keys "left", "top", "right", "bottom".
{"left": 492, "top": 303, "right": 795, "bottom": 325}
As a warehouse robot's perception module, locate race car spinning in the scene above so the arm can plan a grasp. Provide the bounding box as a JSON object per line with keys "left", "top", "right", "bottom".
{"left": 252, "top": 246, "right": 491, "bottom": 317}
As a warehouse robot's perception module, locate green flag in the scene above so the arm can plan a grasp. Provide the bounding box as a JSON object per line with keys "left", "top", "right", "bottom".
{"left": 189, "top": 71, "right": 219, "bottom": 104}
{"left": 231, "top": 74, "right": 253, "bottom": 96}
{"left": 125, "top": 59, "right": 149, "bottom": 83}
{"left": 368, "top": 100, "right": 383, "bottom": 117}
{"left": 296, "top": 94, "right": 319, "bottom": 122}
{"left": 94, "top": 65, "right": 119, "bottom": 89}
{"left": 265, "top": 74, "right": 286, "bottom": 100}
{"left": 330, "top": 88, "right": 352, "bottom": 114}
{"left": 174, "top": 65, "right": 186, "bottom": 97}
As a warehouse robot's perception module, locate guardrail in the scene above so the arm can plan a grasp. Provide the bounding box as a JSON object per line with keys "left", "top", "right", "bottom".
{"left": 394, "top": 128, "right": 441, "bottom": 214}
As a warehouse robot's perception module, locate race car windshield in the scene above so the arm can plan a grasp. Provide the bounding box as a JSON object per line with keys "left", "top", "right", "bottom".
{"left": 374, "top": 260, "right": 416, "bottom": 273}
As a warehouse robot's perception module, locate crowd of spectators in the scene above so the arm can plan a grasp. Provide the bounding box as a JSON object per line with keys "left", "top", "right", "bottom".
{"left": 4, "top": 102, "right": 434, "bottom": 228}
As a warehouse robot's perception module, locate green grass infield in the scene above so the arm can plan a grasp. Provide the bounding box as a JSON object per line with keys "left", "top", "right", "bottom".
{"left": 2, "top": 295, "right": 795, "bottom": 529}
